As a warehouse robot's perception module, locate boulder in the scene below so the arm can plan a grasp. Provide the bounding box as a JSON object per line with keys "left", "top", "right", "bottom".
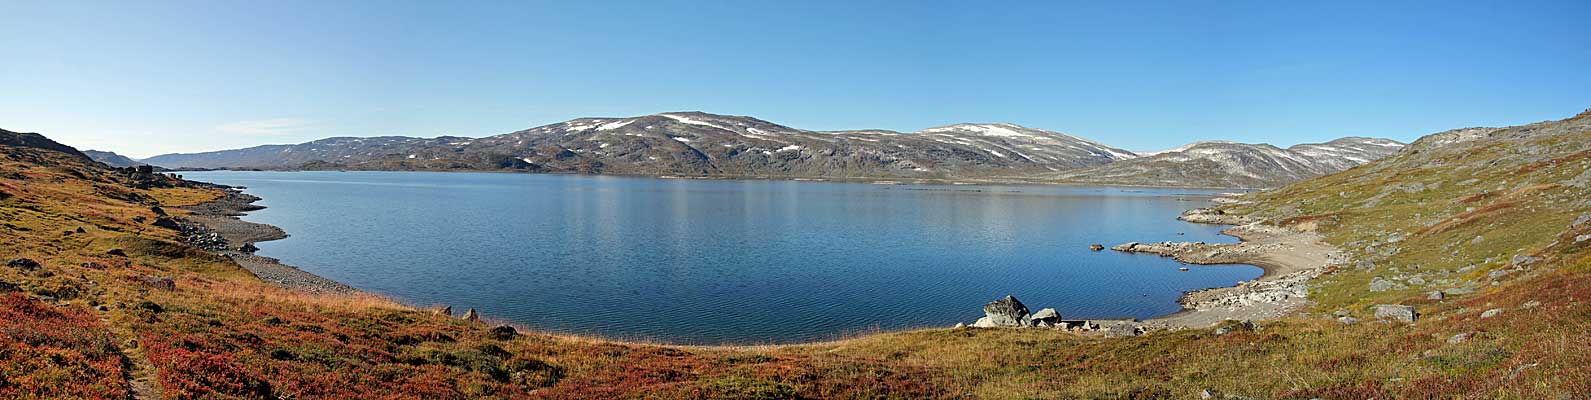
{"left": 1447, "top": 333, "right": 1471, "bottom": 344}
{"left": 434, "top": 305, "right": 453, "bottom": 317}
{"left": 152, "top": 216, "right": 182, "bottom": 230}
{"left": 106, "top": 249, "right": 127, "bottom": 257}
{"left": 1369, "top": 277, "right": 1400, "bottom": 292}
{"left": 1426, "top": 291, "right": 1445, "bottom": 300}
{"left": 1337, "top": 316, "right": 1358, "bottom": 325}
{"left": 952, "top": 322, "right": 966, "bottom": 329}
{"left": 488, "top": 325, "right": 518, "bottom": 340}
{"left": 1029, "top": 308, "right": 1060, "bottom": 327}
{"left": 1103, "top": 322, "right": 1142, "bottom": 338}
{"left": 1373, "top": 304, "right": 1417, "bottom": 322}
{"left": 1089, "top": 244, "right": 1104, "bottom": 251}
{"left": 143, "top": 277, "right": 176, "bottom": 291}
{"left": 5, "top": 258, "right": 40, "bottom": 271}
{"left": 237, "top": 243, "right": 260, "bottom": 253}
{"left": 462, "top": 308, "right": 480, "bottom": 322}
{"left": 971, "top": 317, "right": 997, "bottom": 328}
{"left": 980, "top": 295, "right": 1031, "bottom": 327}
{"left": 75, "top": 227, "right": 86, "bottom": 234}
{"left": 150, "top": 206, "right": 167, "bottom": 216}
{"left": 1479, "top": 308, "right": 1503, "bottom": 318}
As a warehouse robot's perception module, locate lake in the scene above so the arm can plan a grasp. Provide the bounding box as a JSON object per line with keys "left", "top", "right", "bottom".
{"left": 183, "top": 171, "right": 1261, "bottom": 344}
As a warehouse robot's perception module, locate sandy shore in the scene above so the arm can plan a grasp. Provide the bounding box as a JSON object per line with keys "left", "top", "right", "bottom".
{"left": 183, "top": 188, "right": 358, "bottom": 295}
{"left": 1126, "top": 209, "right": 1341, "bottom": 329}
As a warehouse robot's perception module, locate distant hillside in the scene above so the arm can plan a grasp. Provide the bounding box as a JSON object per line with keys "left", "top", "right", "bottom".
{"left": 82, "top": 150, "right": 144, "bottom": 167}
{"left": 142, "top": 112, "right": 1140, "bottom": 178}
{"left": 1048, "top": 137, "right": 1405, "bottom": 188}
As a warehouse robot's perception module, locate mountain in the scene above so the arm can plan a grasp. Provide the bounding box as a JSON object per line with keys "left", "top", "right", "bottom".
{"left": 82, "top": 150, "right": 144, "bottom": 167}
{"left": 0, "top": 128, "right": 91, "bottom": 161}
{"left": 1048, "top": 137, "right": 1405, "bottom": 188}
{"left": 143, "top": 112, "right": 1138, "bottom": 178}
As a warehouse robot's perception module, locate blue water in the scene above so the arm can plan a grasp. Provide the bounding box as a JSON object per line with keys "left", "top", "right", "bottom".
{"left": 183, "top": 171, "right": 1260, "bottom": 344}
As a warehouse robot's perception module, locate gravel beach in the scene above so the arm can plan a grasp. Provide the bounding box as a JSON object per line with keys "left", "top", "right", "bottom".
{"left": 183, "top": 188, "right": 359, "bottom": 295}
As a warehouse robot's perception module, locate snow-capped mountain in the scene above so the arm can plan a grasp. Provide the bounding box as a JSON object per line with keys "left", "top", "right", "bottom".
{"left": 1048, "top": 137, "right": 1406, "bottom": 188}
{"left": 143, "top": 112, "right": 1137, "bottom": 178}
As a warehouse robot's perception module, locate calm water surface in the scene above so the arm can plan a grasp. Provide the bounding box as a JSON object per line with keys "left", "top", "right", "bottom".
{"left": 184, "top": 171, "right": 1260, "bottom": 344}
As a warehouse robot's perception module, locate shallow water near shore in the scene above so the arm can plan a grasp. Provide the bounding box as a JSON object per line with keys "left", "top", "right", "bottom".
{"left": 184, "top": 171, "right": 1261, "bottom": 344}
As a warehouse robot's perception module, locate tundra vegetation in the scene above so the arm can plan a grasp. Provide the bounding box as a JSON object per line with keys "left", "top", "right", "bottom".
{"left": 1, "top": 109, "right": 1588, "bottom": 399}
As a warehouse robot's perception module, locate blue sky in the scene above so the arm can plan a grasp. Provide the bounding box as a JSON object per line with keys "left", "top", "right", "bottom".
{"left": 2, "top": 1, "right": 1589, "bottom": 158}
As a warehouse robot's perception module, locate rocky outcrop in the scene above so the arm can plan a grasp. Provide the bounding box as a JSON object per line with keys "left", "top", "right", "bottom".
{"left": 1029, "top": 308, "right": 1061, "bottom": 327}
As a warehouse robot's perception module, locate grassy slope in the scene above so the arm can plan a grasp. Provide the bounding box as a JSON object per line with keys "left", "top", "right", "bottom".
{"left": 2, "top": 109, "right": 1589, "bottom": 399}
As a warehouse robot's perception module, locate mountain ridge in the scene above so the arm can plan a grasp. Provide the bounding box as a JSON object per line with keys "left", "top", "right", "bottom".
{"left": 137, "top": 111, "right": 1401, "bottom": 187}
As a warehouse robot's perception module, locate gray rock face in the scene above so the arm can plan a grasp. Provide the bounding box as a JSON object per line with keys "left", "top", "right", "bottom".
{"left": 980, "top": 295, "right": 1031, "bottom": 327}
{"left": 1374, "top": 304, "right": 1418, "bottom": 322}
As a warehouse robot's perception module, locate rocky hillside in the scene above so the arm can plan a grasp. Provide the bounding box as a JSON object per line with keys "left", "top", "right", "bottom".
{"left": 1048, "top": 137, "right": 1405, "bottom": 188}
{"left": 83, "top": 150, "right": 144, "bottom": 167}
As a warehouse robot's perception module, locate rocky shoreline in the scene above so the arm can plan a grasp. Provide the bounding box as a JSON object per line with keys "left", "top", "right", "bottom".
{"left": 1134, "top": 207, "right": 1343, "bottom": 329}
{"left": 181, "top": 188, "right": 358, "bottom": 295}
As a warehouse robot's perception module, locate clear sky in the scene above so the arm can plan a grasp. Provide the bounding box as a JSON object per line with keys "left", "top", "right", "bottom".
{"left": 3, "top": 1, "right": 1589, "bottom": 158}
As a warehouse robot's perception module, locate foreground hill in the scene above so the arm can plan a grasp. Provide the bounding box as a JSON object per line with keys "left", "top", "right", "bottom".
{"left": 1048, "top": 137, "right": 1405, "bottom": 188}
{"left": 145, "top": 112, "right": 1140, "bottom": 178}
{"left": 3, "top": 108, "right": 1588, "bottom": 398}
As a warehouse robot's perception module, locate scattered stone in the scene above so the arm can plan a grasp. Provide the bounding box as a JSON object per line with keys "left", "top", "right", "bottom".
{"left": 150, "top": 206, "right": 167, "bottom": 216}
{"left": 1029, "top": 308, "right": 1060, "bottom": 327}
{"left": 237, "top": 243, "right": 260, "bottom": 253}
{"left": 106, "top": 249, "right": 127, "bottom": 257}
{"left": 488, "top": 325, "right": 518, "bottom": 340}
{"left": 1444, "top": 288, "right": 1475, "bottom": 296}
{"left": 1576, "top": 234, "right": 1590, "bottom": 244}
{"left": 1408, "top": 276, "right": 1426, "bottom": 286}
{"left": 1373, "top": 304, "right": 1417, "bottom": 322}
{"left": 1488, "top": 270, "right": 1510, "bottom": 280}
{"left": 143, "top": 277, "right": 176, "bottom": 291}
{"left": 1573, "top": 214, "right": 1591, "bottom": 228}
{"left": 434, "top": 305, "right": 453, "bottom": 317}
{"left": 1337, "top": 316, "right": 1358, "bottom": 325}
{"left": 0, "top": 280, "right": 18, "bottom": 293}
{"left": 462, "top": 308, "right": 480, "bottom": 322}
{"left": 1480, "top": 308, "right": 1503, "bottom": 318}
{"left": 5, "top": 258, "right": 40, "bottom": 271}
{"left": 1447, "top": 333, "right": 1471, "bottom": 344}
{"left": 1427, "top": 291, "right": 1445, "bottom": 300}
{"left": 75, "top": 227, "right": 86, "bottom": 234}
{"left": 1333, "top": 309, "right": 1350, "bottom": 317}
{"left": 1089, "top": 244, "right": 1104, "bottom": 251}
{"left": 978, "top": 295, "right": 1031, "bottom": 327}
{"left": 952, "top": 322, "right": 966, "bottom": 329}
